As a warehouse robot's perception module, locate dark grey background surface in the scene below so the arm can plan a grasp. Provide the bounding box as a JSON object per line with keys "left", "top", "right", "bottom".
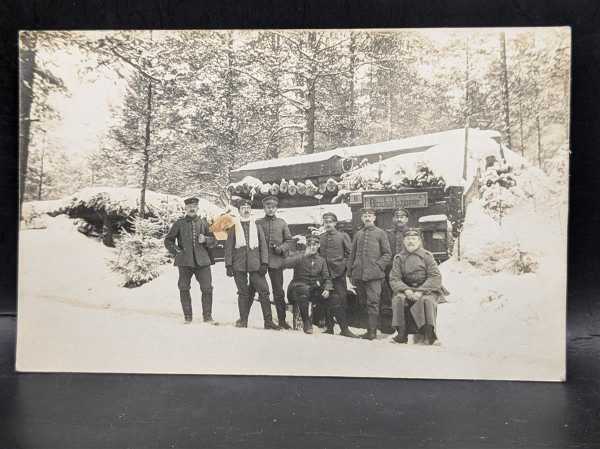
{"left": 1, "top": 0, "right": 599, "bottom": 448}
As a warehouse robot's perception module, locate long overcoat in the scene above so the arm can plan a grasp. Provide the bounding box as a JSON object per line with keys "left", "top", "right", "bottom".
{"left": 388, "top": 246, "right": 448, "bottom": 301}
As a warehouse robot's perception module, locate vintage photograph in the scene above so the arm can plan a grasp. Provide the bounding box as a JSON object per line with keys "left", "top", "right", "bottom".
{"left": 16, "top": 28, "right": 570, "bottom": 380}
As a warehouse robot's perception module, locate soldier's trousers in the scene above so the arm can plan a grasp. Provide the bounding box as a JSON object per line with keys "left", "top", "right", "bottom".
{"left": 355, "top": 279, "right": 383, "bottom": 330}
{"left": 267, "top": 267, "right": 287, "bottom": 323}
{"left": 391, "top": 292, "right": 437, "bottom": 337}
{"left": 322, "top": 276, "right": 349, "bottom": 330}
{"left": 249, "top": 267, "right": 287, "bottom": 323}
{"left": 177, "top": 265, "right": 213, "bottom": 320}
{"left": 233, "top": 271, "right": 273, "bottom": 323}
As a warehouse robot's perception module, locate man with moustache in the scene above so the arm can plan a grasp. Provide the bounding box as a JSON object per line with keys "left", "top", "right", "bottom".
{"left": 389, "top": 228, "right": 447, "bottom": 345}
{"left": 348, "top": 207, "right": 392, "bottom": 340}
{"left": 318, "top": 212, "right": 358, "bottom": 338}
{"left": 225, "top": 199, "right": 280, "bottom": 330}
{"left": 164, "top": 197, "right": 217, "bottom": 324}
{"left": 254, "top": 195, "right": 294, "bottom": 329}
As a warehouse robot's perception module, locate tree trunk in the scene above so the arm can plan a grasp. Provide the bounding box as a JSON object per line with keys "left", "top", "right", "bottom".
{"left": 140, "top": 80, "right": 152, "bottom": 218}
{"left": 19, "top": 32, "right": 37, "bottom": 218}
{"left": 37, "top": 146, "right": 45, "bottom": 200}
{"left": 304, "top": 32, "right": 317, "bottom": 154}
{"left": 518, "top": 96, "right": 525, "bottom": 157}
{"left": 347, "top": 31, "right": 357, "bottom": 145}
{"left": 500, "top": 32, "right": 512, "bottom": 149}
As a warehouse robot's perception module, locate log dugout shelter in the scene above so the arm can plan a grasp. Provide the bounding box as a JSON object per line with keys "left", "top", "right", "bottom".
{"left": 230, "top": 128, "right": 512, "bottom": 262}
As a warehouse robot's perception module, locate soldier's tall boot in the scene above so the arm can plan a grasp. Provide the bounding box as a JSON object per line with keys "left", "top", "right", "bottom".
{"left": 360, "top": 314, "right": 378, "bottom": 340}
{"left": 236, "top": 295, "right": 249, "bottom": 328}
{"left": 298, "top": 302, "right": 312, "bottom": 334}
{"left": 201, "top": 289, "right": 216, "bottom": 324}
{"left": 333, "top": 307, "right": 358, "bottom": 338}
{"left": 259, "top": 294, "right": 280, "bottom": 330}
{"left": 422, "top": 324, "right": 436, "bottom": 345}
{"left": 324, "top": 309, "right": 335, "bottom": 334}
{"left": 179, "top": 290, "right": 193, "bottom": 323}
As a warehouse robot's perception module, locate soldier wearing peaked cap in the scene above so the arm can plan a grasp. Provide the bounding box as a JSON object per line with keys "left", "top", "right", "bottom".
{"left": 250, "top": 192, "right": 294, "bottom": 329}
{"left": 381, "top": 207, "right": 411, "bottom": 316}
{"left": 348, "top": 207, "right": 392, "bottom": 340}
{"left": 164, "top": 196, "right": 217, "bottom": 324}
{"left": 282, "top": 233, "right": 333, "bottom": 334}
{"left": 318, "top": 211, "right": 358, "bottom": 338}
{"left": 389, "top": 227, "right": 448, "bottom": 345}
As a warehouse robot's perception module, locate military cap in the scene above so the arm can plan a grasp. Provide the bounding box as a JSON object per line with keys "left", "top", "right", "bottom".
{"left": 305, "top": 233, "right": 320, "bottom": 244}
{"left": 403, "top": 228, "right": 422, "bottom": 237}
{"left": 184, "top": 197, "right": 199, "bottom": 205}
{"left": 238, "top": 199, "right": 252, "bottom": 208}
{"left": 322, "top": 212, "right": 338, "bottom": 222}
{"left": 262, "top": 195, "right": 279, "bottom": 205}
{"left": 360, "top": 207, "right": 376, "bottom": 215}
{"left": 393, "top": 207, "right": 409, "bottom": 216}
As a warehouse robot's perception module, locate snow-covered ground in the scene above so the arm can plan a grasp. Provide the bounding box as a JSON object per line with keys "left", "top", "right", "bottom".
{"left": 16, "top": 204, "right": 566, "bottom": 380}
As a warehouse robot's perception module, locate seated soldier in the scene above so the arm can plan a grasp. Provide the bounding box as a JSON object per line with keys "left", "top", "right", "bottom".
{"left": 389, "top": 228, "right": 448, "bottom": 345}
{"left": 282, "top": 234, "right": 333, "bottom": 334}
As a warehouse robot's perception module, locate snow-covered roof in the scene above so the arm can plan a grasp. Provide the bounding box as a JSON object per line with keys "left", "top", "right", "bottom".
{"left": 232, "top": 128, "right": 502, "bottom": 173}
{"left": 339, "top": 129, "right": 525, "bottom": 190}
{"left": 251, "top": 203, "right": 352, "bottom": 225}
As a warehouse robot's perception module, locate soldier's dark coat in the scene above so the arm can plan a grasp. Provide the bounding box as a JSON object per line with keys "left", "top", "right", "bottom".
{"left": 349, "top": 224, "right": 392, "bottom": 281}
{"left": 319, "top": 229, "right": 352, "bottom": 278}
{"left": 164, "top": 215, "right": 216, "bottom": 267}
{"left": 283, "top": 253, "right": 333, "bottom": 290}
{"left": 255, "top": 215, "right": 293, "bottom": 268}
{"left": 224, "top": 221, "right": 268, "bottom": 272}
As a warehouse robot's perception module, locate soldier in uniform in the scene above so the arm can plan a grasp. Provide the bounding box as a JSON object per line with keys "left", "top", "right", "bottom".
{"left": 318, "top": 212, "right": 358, "bottom": 338}
{"left": 386, "top": 207, "right": 410, "bottom": 256}
{"left": 164, "top": 197, "right": 217, "bottom": 324}
{"left": 283, "top": 234, "right": 333, "bottom": 334}
{"left": 348, "top": 207, "right": 392, "bottom": 340}
{"left": 254, "top": 195, "right": 294, "bottom": 329}
{"left": 224, "top": 199, "right": 280, "bottom": 330}
{"left": 389, "top": 228, "right": 448, "bottom": 345}
{"left": 381, "top": 207, "right": 411, "bottom": 311}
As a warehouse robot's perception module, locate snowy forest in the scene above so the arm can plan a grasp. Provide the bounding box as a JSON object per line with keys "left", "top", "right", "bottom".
{"left": 17, "top": 29, "right": 570, "bottom": 379}
{"left": 20, "top": 28, "right": 569, "bottom": 209}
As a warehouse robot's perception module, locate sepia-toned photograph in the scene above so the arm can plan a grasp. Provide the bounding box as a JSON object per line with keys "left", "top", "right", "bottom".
{"left": 16, "top": 27, "right": 570, "bottom": 380}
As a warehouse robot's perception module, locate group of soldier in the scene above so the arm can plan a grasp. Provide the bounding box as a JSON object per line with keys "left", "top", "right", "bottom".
{"left": 164, "top": 194, "right": 447, "bottom": 345}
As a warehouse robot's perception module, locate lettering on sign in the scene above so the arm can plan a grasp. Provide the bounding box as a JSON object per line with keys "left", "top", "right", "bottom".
{"left": 363, "top": 192, "right": 428, "bottom": 209}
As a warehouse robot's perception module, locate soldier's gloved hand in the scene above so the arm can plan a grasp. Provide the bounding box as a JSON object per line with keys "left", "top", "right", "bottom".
{"left": 272, "top": 244, "right": 284, "bottom": 255}
{"left": 321, "top": 290, "right": 330, "bottom": 299}
{"left": 258, "top": 264, "right": 268, "bottom": 276}
{"left": 405, "top": 289, "right": 414, "bottom": 300}
{"left": 226, "top": 266, "right": 234, "bottom": 277}
{"left": 198, "top": 234, "right": 206, "bottom": 244}
{"left": 413, "top": 291, "right": 423, "bottom": 300}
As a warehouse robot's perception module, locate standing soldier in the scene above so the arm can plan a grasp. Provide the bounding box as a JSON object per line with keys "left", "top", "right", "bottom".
{"left": 255, "top": 195, "right": 294, "bottom": 329}
{"left": 164, "top": 197, "right": 217, "bottom": 324}
{"left": 283, "top": 234, "right": 333, "bottom": 334}
{"left": 389, "top": 228, "right": 447, "bottom": 345}
{"left": 224, "top": 200, "right": 280, "bottom": 330}
{"left": 318, "top": 212, "right": 358, "bottom": 338}
{"left": 386, "top": 207, "right": 410, "bottom": 256}
{"left": 349, "top": 208, "right": 392, "bottom": 340}
{"left": 381, "top": 207, "right": 411, "bottom": 308}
